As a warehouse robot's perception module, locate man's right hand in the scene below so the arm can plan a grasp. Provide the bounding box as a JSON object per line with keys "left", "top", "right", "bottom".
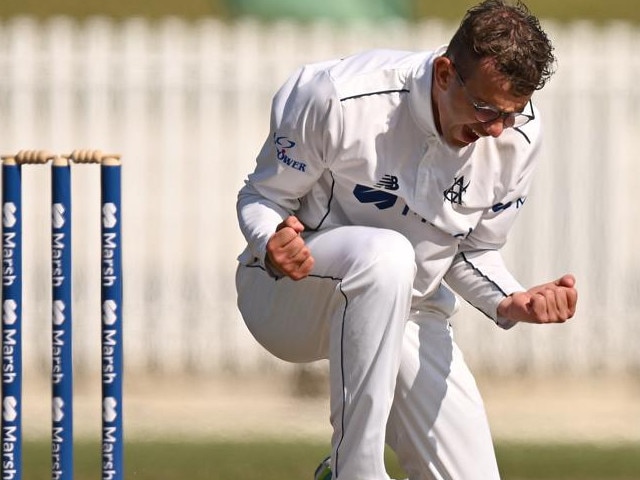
{"left": 497, "top": 274, "right": 578, "bottom": 324}
{"left": 266, "top": 216, "right": 315, "bottom": 280}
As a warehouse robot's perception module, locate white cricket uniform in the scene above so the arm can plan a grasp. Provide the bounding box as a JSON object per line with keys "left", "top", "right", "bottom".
{"left": 236, "top": 48, "right": 541, "bottom": 480}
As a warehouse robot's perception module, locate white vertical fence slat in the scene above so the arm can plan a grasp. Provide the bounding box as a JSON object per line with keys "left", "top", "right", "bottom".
{"left": 600, "top": 22, "right": 638, "bottom": 372}
{"left": 74, "top": 17, "right": 108, "bottom": 377}
{"left": 118, "top": 17, "right": 151, "bottom": 374}
{"left": 0, "top": 17, "right": 638, "bottom": 377}
{"left": 191, "top": 18, "right": 226, "bottom": 373}
{"left": 156, "top": 17, "right": 189, "bottom": 373}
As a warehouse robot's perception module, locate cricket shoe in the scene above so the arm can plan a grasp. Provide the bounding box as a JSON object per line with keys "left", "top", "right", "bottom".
{"left": 313, "top": 456, "right": 331, "bottom": 480}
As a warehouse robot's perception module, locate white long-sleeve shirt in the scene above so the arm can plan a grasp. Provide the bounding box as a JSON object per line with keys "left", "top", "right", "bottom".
{"left": 237, "top": 48, "right": 543, "bottom": 329}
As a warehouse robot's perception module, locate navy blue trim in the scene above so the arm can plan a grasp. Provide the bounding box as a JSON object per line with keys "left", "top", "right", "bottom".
{"left": 244, "top": 263, "right": 266, "bottom": 272}
{"left": 302, "top": 273, "right": 347, "bottom": 477}
{"left": 459, "top": 252, "right": 508, "bottom": 296}
{"left": 307, "top": 172, "right": 336, "bottom": 232}
{"left": 340, "top": 89, "right": 409, "bottom": 102}
{"left": 513, "top": 127, "right": 531, "bottom": 144}
{"left": 241, "top": 268, "right": 349, "bottom": 474}
{"left": 244, "top": 261, "right": 285, "bottom": 280}
{"left": 335, "top": 280, "right": 348, "bottom": 478}
{"left": 458, "top": 252, "right": 508, "bottom": 322}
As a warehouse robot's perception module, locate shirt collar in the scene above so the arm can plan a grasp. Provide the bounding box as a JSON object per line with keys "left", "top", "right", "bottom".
{"left": 408, "top": 45, "right": 446, "bottom": 140}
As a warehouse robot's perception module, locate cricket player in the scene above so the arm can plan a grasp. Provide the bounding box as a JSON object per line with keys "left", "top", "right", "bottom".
{"left": 235, "top": 1, "right": 578, "bottom": 478}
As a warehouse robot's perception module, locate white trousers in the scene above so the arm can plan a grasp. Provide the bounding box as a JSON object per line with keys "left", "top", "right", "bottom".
{"left": 236, "top": 226, "right": 500, "bottom": 480}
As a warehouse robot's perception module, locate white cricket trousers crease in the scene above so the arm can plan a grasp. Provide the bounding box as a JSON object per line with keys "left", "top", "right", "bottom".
{"left": 237, "top": 226, "right": 413, "bottom": 480}
{"left": 236, "top": 225, "right": 500, "bottom": 480}
{"left": 386, "top": 317, "right": 501, "bottom": 480}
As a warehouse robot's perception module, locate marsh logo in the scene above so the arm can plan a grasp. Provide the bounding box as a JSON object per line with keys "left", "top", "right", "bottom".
{"left": 103, "top": 397, "right": 118, "bottom": 423}
{"left": 3, "top": 202, "right": 17, "bottom": 228}
{"left": 52, "top": 203, "right": 66, "bottom": 229}
{"left": 3, "top": 299, "right": 17, "bottom": 325}
{"left": 102, "top": 300, "right": 117, "bottom": 326}
{"left": 53, "top": 300, "right": 66, "bottom": 326}
{"left": 102, "top": 203, "right": 117, "bottom": 229}
{"left": 3, "top": 396, "right": 17, "bottom": 422}
{"left": 52, "top": 397, "right": 65, "bottom": 422}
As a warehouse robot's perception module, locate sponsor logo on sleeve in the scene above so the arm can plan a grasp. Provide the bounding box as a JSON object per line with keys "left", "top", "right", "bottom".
{"left": 273, "top": 133, "right": 307, "bottom": 173}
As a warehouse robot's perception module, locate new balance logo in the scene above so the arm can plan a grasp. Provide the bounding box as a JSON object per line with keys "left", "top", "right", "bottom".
{"left": 353, "top": 175, "right": 401, "bottom": 210}
{"left": 353, "top": 185, "right": 398, "bottom": 210}
{"left": 375, "top": 175, "right": 399, "bottom": 191}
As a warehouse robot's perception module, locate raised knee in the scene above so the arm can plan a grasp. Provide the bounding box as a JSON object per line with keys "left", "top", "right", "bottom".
{"left": 354, "top": 229, "right": 416, "bottom": 283}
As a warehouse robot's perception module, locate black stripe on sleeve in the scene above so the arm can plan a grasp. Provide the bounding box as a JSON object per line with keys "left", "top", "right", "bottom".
{"left": 340, "top": 89, "right": 409, "bottom": 102}
{"left": 513, "top": 127, "right": 531, "bottom": 144}
{"left": 458, "top": 252, "right": 509, "bottom": 322}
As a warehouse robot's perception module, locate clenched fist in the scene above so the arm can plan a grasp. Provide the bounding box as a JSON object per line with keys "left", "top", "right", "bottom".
{"left": 266, "top": 216, "right": 315, "bottom": 281}
{"left": 497, "top": 274, "right": 578, "bottom": 324}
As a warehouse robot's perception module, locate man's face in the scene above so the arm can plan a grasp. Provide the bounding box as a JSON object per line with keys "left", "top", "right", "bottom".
{"left": 432, "top": 57, "right": 533, "bottom": 148}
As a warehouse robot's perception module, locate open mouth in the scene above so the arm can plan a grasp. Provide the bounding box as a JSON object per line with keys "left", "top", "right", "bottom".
{"left": 461, "top": 125, "right": 480, "bottom": 144}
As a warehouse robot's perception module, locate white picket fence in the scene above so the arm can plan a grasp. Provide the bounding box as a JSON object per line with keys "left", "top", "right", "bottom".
{"left": 0, "top": 16, "right": 638, "bottom": 377}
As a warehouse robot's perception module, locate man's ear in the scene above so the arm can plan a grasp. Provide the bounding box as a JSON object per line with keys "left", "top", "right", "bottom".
{"left": 433, "top": 56, "right": 454, "bottom": 91}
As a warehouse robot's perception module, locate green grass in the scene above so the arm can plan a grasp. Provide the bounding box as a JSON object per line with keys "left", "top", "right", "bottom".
{"left": 496, "top": 443, "right": 640, "bottom": 480}
{"left": 16, "top": 439, "right": 640, "bottom": 479}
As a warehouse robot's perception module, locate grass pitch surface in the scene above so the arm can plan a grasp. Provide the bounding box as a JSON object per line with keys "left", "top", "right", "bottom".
{"left": 17, "top": 440, "right": 640, "bottom": 479}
